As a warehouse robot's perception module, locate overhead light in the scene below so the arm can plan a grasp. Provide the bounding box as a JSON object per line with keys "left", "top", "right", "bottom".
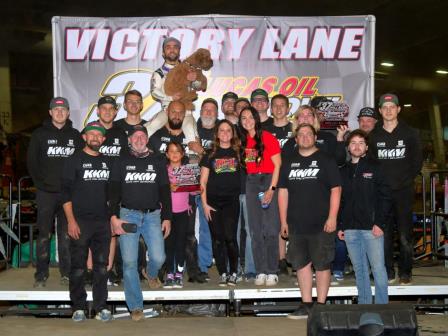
{"left": 381, "top": 62, "right": 394, "bottom": 67}
{"left": 436, "top": 69, "right": 448, "bottom": 75}
{"left": 404, "top": 104, "right": 412, "bottom": 107}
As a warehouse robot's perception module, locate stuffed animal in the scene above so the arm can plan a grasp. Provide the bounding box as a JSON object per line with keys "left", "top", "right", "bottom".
{"left": 164, "top": 48, "right": 213, "bottom": 110}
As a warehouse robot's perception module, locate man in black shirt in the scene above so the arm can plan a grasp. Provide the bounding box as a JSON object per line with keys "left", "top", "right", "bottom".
{"left": 62, "top": 121, "right": 112, "bottom": 322}
{"left": 114, "top": 90, "right": 147, "bottom": 134}
{"left": 264, "top": 94, "right": 294, "bottom": 275}
{"left": 149, "top": 101, "right": 202, "bottom": 156}
{"left": 279, "top": 123, "right": 341, "bottom": 319}
{"left": 109, "top": 125, "right": 172, "bottom": 321}
{"left": 369, "top": 93, "right": 423, "bottom": 285}
{"left": 148, "top": 101, "right": 205, "bottom": 283}
{"left": 196, "top": 98, "right": 218, "bottom": 277}
{"left": 27, "top": 97, "right": 84, "bottom": 287}
{"left": 251, "top": 88, "right": 273, "bottom": 128}
{"left": 95, "top": 96, "right": 128, "bottom": 285}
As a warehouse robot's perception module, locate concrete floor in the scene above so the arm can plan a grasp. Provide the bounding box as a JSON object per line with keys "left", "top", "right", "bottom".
{"left": 0, "top": 315, "right": 446, "bottom": 336}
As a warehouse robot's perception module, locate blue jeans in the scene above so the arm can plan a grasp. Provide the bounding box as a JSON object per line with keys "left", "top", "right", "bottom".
{"left": 344, "top": 230, "right": 388, "bottom": 304}
{"left": 237, "top": 194, "right": 256, "bottom": 275}
{"left": 118, "top": 208, "right": 166, "bottom": 311}
{"left": 332, "top": 236, "right": 348, "bottom": 273}
{"left": 196, "top": 196, "right": 213, "bottom": 273}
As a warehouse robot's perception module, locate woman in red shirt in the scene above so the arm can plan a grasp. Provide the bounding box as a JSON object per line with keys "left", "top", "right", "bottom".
{"left": 239, "top": 106, "right": 281, "bottom": 286}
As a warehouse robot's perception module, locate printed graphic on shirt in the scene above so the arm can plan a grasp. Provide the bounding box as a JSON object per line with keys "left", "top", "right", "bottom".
{"left": 124, "top": 164, "right": 156, "bottom": 183}
{"left": 244, "top": 148, "right": 258, "bottom": 163}
{"left": 82, "top": 161, "right": 110, "bottom": 181}
{"left": 376, "top": 139, "right": 406, "bottom": 160}
{"left": 213, "top": 157, "right": 237, "bottom": 174}
{"left": 288, "top": 161, "right": 320, "bottom": 180}
{"left": 100, "top": 138, "right": 122, "bottom": 156}
{"left": 46, "top": 138, "right": 76, "bottom": 157}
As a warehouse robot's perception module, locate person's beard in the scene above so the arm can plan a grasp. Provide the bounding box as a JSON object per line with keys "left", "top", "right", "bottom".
{"left": 87, "top": 142, "right": 101, "bottom": 152}
{"left": 201, "top": 116, "right": 216, "bottom": 128}
{"left": 168, "top": 118, "right": 182, "bottom": 130}
{"left": 164, "top": 53, "right": 179, "bottom": 64}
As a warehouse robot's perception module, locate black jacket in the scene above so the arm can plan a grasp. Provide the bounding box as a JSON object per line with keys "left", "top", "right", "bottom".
{"left": 26, "top": 118, "right": 84, "bottom": 192}
{"left": 368, "top": 120, "right": 422, "bottom": 190}
{"left": 339, "top": 156, "right": 392, "bottom": 231}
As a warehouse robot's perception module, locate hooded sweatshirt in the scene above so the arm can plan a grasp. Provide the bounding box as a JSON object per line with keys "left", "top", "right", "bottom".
{"left": 27, "top": 118, "right": 84, "bottom": 192}
{"left": 368, "top": 121, "right": 422, "bottom": 190}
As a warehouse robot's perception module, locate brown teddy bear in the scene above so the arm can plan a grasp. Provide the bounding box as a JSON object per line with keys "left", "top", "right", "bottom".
{"left": 164, "top": 48, "right": 213, "bottom": 110}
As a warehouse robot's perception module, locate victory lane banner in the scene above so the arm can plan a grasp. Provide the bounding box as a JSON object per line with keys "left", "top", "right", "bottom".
{"left": 52, "top": 15, "right": 375, "bottom": 131}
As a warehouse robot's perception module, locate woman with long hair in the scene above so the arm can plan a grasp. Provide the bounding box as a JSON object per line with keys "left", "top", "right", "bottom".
{"left": 200, "top": 120, "right": 242, "bottom": 286}
{"left": 239, "top": 106, "right": 281, "bottom": 286}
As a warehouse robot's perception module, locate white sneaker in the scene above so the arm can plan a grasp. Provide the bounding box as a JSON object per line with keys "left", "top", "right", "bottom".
{"left": 265, "top": 274, "right": 278, "bottom": 286}
{"left": 254, "top": 273, "right": 267, "bottom": 286}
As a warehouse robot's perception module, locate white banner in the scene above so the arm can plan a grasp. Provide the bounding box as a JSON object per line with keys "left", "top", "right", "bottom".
{"left": 52, "top": 15, "right": 375, "bottom": 130}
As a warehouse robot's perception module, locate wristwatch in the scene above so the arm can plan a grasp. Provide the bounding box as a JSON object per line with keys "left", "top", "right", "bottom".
{"left": 270, "top": 186, "right": 276, "bottom": 191}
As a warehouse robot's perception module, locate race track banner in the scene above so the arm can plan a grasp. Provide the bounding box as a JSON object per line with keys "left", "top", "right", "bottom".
{"left": 52, "top": 15, "right": 375, "bottom": 130}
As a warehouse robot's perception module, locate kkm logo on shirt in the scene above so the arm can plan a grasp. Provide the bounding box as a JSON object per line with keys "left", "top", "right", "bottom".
{"left": 125, "top": 172, "right": 157, "bottom": 182}
{"left": 83, "top": 169, "right": 110, "bottom": 180}
{"left": 213, "top": 157, "right": 237, "bottom": 174}
{"left": 47, "top": 147, "right": 76, "bottom": 157}
{"left": 377, "top": 148, "right": 406, "bottom": 159}
{"left": 288, "top": 168, "right": 320, "bottom": 179}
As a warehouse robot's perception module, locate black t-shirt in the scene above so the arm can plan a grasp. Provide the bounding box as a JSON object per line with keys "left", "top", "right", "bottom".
{"left": 61, "top": 150, "right": 111, "bottom": 221}
{"left": 99, "top": 124, "right": 128, "bottom": 157}
{"left": 200, "top": 147, "right": 241, "bottom": 197}
{"left": 278, "top": 150, "right": 341, "bottom": 234}
{"left": 113, "top": 118, "right": 147, "bottom": 135}
{"left": 197, "top": 120, "right": 215, "bottom": 150}
{"left": 260, "top": 116, "right": 274, "bottom": 129}
{"left": 264, "top": 122, "right": 293, "bottom": 149}
{"left": 148, "top": 126, "right": 199, "bottom": 164}
{"left": 108, "top": 151, "right": 172, "bottom": 220}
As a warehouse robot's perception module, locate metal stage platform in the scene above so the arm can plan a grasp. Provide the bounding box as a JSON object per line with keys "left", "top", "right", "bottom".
{"left": 1, "top": 264, "right": 447, "bottom": 315}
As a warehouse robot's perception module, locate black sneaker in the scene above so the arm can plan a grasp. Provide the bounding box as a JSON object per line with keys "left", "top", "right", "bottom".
{"left": 227, "top": 273, "right": 237, "bottom": 286}
{"left": 287, "top": 303, "right": 313, "bottom": 320}
{"left": 218, "top": 273, "right": 228, "bottom": 287}
{"left": 279, "top": 258, "right": 289, "bottom": 275}
{"left": 60, "top": 276, "right": 70, "bottom": 286}
{"left": 199, "top": 272, "right": 210, "bottom": 281}
{"left": 33, "top": 276, "right": 48, "bottom": 288}
{"left": 188, "top": 272, "right": 207, "bottom": 284}
{"left": 107, "top": 270, "right": 120, "bottom": 287}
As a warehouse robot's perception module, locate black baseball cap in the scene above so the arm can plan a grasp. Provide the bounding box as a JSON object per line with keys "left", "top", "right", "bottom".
{"left": 128, "top": 124, "right": 148, "bottom": 137}
{"left": 49, "top": 97, "right": 69, "bottom": 109}
{"left": 222, "top": 92, "right": 238, "bottom": 103}
{"left": 98, "top": 96, "right": 117, "bottom": 109}
{"left": 310, "top": 96, "right": 332, "bottom": 109}
{"left": 378, "top": 93, "right": 399, "bottom": 107}
{"left": 358, "top": 107, "right": 378, "bottom": 119}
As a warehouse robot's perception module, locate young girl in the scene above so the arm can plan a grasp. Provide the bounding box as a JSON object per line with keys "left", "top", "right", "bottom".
{"left": 239, "top": 106, "right": 281, "bottom": 286}
{"left": 200, "top": 120, "right": 242, "bottom": 286}
{"left": 165, "top": 141, "right": 194, "bottom": 288}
